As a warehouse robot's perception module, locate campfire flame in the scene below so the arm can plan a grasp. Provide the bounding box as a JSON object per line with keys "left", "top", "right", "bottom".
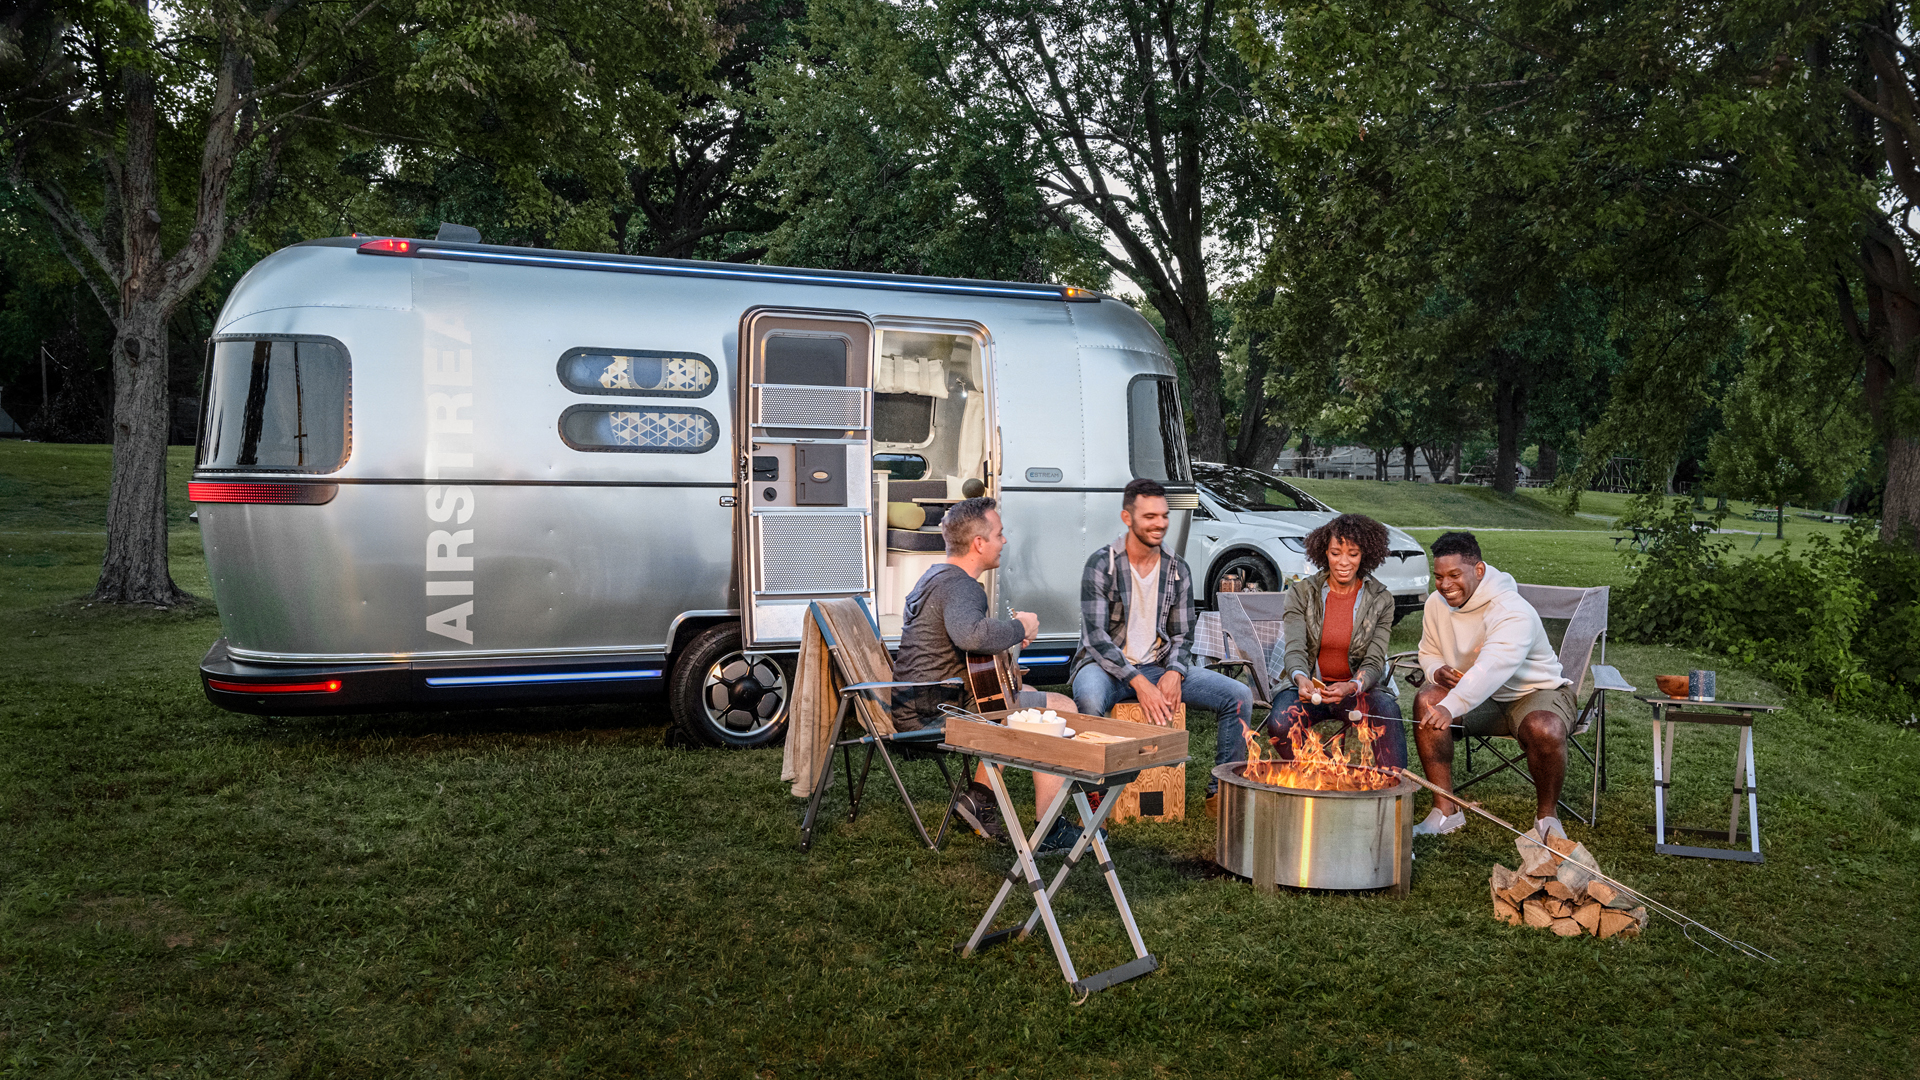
{"left": 1240, "top": 704, "right": 1399, "bottom": 791}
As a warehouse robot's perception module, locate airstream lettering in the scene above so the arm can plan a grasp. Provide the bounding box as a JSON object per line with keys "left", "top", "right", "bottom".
{"left": 193, "top": 236, "right": 1196, "bottom": 748}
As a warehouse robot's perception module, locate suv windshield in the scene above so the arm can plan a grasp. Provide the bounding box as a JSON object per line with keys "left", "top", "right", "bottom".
{"left": 1194, "top": 463, "right": 1325, "bottom": 513}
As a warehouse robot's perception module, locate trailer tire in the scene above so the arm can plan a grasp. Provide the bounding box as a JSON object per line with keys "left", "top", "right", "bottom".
{"left": 670, "top": 624, "right": 793, "bottom": 749}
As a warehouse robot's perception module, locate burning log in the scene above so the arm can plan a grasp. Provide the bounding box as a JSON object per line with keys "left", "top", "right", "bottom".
{"left": 1487, "top": 834, "right": 1646, "bottom": 940}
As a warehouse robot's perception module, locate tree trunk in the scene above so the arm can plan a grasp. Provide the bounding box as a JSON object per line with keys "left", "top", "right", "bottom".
{"left": 1296, "top": 432, "right": 1313, "bottom": 476}
{"left": 1230, "top": 287, "right": 1291, "bottom": 471}
{"left": 1776, "top": 500, "right": 1785, "bottom": 540}
{"left": 1492, "top": 360, "right": 1528, "bottom": 495}
{"left": 1536, "top": 442, "right": 1559, "bottom": 484}
{"left": 1373, "top": 447, "right": 1388, "bottom": 481}
{"left": 93, "top": 61, "right": 190, "bottom": 607}
{"left": 1402, "top": 441, "right": 1417, "bottom": 481}
{"left": 1161, "top": 310, "right": 1226, "bottom": 462}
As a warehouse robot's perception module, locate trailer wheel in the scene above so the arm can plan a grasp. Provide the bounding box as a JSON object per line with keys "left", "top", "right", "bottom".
{"left": 670, "top": 624, "right": 793, "bottom": 749}
{"left": 1209, "top": 553, "right": 1278, "bottom": 597}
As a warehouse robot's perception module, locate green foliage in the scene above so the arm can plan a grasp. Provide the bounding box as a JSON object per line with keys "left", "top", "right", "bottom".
{"left": 1616, "top": 499, "right": 1919, "bottom": 716}
{"left": 749, "top": 0, "right": 1106, "bottom": 282}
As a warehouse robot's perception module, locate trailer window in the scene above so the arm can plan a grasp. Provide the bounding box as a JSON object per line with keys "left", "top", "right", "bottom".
{"left": 559, "top": 405, "right": 718, "bottom": 453}
{"left": 198, "top": 338, "right": 350, "bottom": 472}
{"left": 558, "top": 349, "right": 715, "bottom": 398}
{"left": 1128, "top": 375, "right": 1191, "bottom": 483}
{"left": 874, "top": 393, "right": 935, "bottom": 445}
{"left": 763, "top": 334, "right": 848, "bottom": 386}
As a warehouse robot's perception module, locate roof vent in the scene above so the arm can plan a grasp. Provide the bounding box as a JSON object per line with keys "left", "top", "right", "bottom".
{"left": 435, "top": 222, "right": 481, "bottom": 243}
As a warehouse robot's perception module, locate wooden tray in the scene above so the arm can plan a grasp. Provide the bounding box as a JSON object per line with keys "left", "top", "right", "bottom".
{"left": 942, "top": 709, "right": 1188, "bottom": 778}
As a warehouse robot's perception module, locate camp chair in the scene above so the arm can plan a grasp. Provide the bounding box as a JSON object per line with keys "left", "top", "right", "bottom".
{"left": 1211, "top": 592, "right": 1290, "bottom": 706}
{"left": 796, "top": 597, "right": 971, "bottom": 852}
{"left": 1390, "top": 584, "right": 1634, "bottom": 826}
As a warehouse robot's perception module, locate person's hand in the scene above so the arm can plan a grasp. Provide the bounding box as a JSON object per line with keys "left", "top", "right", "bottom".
{"left": 1323, "top": 679, "right": 1360, "bottom": 703}
{"left": 1420, "top": 701, "right": 1454, "bottom": 732}
{"left": 1013, "top": 610, "right": 1039, "bottom": 646}
{"left": 1293, "top": 673, "right": 1314, "bottom": 699}
{"left": 1129, "top": 673, "right": 1173, "bottom": 725}
{"left": 1433, "top": 665, "right": 1464, "bottom": 690}
{"left": 1155, "top": 669, "right": 1183, "bottom": 709}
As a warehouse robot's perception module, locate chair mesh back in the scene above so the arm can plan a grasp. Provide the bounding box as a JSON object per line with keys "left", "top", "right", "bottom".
{"left": 1216, "top": 592, "right": 1289, "bottom": 699}
{"left": 1515, "top": 583, "right": 1607, "bottom": 693}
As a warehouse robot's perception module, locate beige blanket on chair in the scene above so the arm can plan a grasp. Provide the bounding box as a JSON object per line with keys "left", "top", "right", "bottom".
{"left": 779, "top": 600, "right": 898, "bottom": 798}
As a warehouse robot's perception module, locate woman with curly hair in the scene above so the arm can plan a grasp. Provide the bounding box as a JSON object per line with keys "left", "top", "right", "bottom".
{"left": 1263, "top": 513, "right": 1407, "bottom": 768}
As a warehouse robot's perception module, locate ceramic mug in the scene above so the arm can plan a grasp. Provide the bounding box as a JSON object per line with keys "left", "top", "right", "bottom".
{"left": 1688, "top": 669, "right": 1716, "bottom": 701}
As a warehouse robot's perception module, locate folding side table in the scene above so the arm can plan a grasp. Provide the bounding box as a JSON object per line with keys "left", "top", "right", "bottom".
{"left": 1642, "top": 696, "right": 1781, "bottom": 863}
{"left": 946, "top": 745, "right": 1186, "bottom": 996}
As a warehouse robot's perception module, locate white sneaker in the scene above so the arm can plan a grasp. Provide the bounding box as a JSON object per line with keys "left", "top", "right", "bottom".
{"left": 1536, "top": 816, "right": 1567, "bottom": 842}
{"left": 1413, "top": 808, "right": 1466, "bottom": 836}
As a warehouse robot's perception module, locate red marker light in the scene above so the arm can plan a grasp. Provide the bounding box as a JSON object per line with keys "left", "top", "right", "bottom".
{"left": 207, "top": 678, "right": 342, "bottom": 694}
{"left": 358, "top": 238, "right": 412, "bottom": 255}
{"left": 189, "top": 482, "right": 337, "bottom": 505}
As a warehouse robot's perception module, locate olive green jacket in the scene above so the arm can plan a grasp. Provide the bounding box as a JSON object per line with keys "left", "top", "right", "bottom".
{"left": 1275, "top": 571, "right": 1397, "bottom": 692}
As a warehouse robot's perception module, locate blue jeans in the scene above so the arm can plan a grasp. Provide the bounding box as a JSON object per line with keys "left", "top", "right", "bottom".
{"left": 1265, "top": 686, "right": 1407, "bottom": 769}
{"left": 1071, "top": 663, "right": 1256, "bottom": 794}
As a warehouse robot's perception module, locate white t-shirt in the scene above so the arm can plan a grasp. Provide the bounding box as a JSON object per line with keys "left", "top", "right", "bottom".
{"left": 1122, "top": 559, "right": 1161, "bottom": 664}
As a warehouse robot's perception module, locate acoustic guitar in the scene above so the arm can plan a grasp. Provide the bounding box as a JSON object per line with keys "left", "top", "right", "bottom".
{"left": 962, "top": 648, "right": 1023, "bottom": 713}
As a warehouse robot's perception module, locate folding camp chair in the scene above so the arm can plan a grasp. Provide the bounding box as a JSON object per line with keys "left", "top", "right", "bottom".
{"left": 1211, "top": 592, "right": 1289, "bottom": 707}
{"left": 1390, "top": 584, "right": 1635, "bottom": 826}
{"left": 796, "top": 597, "right": 973, "bottom": 852}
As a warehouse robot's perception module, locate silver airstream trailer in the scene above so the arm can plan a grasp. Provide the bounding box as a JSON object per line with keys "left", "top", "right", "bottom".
{"left": 191, "top": 235, "right": 1196, "bottom": 747}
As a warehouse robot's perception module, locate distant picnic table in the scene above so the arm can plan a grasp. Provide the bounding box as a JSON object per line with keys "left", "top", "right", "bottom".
{"left": 1749, "top": 508, "right": 1782, "bottom": 523}
{"left": 1611, "top": 521, "right": 1718, "bottom": 552}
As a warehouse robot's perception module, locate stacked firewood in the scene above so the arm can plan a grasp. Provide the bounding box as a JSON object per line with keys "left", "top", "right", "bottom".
{"left": 1489, "top": 834, "right": 1648, "bottom": 939}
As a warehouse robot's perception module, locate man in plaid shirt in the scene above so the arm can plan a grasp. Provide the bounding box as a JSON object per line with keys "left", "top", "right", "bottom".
{"left": 1070, "top": 478, "right": 1256, "bottom": 815}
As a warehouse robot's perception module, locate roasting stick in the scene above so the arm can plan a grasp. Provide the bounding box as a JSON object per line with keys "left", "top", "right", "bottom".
{"left": 1383, "top": 764, "right": 1776, "bottom": 962}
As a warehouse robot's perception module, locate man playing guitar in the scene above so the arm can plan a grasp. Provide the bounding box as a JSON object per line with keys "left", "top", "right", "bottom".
{"left": 892, "top": 496, "right": 1081, "bottom": 852}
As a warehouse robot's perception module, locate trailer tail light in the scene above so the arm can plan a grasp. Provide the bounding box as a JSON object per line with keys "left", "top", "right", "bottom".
{"left": 358, "top": 238, "right": 413, "bottom": 255}
{"left": 189, "top": 482, "right": 338, "bottom": 504}
{"left": 207, "top": 678, "right": 342, "bottom": 694}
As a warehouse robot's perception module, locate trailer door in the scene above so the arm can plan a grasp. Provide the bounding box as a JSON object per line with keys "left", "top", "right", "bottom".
{"left": 737, "top": 309, "right": 876, "bottom": 647}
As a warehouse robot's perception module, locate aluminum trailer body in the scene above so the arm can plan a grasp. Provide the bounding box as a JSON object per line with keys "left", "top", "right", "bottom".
{"left": 192, "top": 236, "right": 1195, "bottom": 745}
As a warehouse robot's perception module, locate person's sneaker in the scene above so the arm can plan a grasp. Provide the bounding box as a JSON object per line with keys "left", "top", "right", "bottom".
{"left": 953, "top": 784, "right": 1006, "bottom": 843}
{"left": 1033, "top": 818, "right": 1082, "bottom": 855}
{"left": 1536, "top": 816, "right": 1567, "bottom": 842}
{"left": 1412, "top": 808, "right": 1466, "bottom": 836}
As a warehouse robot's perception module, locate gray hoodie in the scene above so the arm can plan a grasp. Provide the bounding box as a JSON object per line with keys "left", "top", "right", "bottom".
{"left": 890, "top": 563, "right": 1025, "bottom": 728}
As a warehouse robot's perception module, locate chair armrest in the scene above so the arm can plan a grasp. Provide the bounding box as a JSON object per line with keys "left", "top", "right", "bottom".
{"left": 1386, "top": 650, "right": 1424, "bottom": 688}
{"left": 1590, "top": 664, "right": 1636, "bottom": 693}
{"left": 840, "top": 677, "right": 963, "bottom": 694}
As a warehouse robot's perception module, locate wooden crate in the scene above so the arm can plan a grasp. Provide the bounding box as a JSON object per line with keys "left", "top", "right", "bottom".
{"left": 1107, "top": 703, "right": 1186, "bottom": 824}
{"left": 941, "top": 709, "right": 1188, "bottom": 777}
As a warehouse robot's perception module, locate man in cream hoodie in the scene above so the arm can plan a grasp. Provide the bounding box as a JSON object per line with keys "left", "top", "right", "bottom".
{"left": 1411, "top": 531, "right": 1577, "bottom": 839}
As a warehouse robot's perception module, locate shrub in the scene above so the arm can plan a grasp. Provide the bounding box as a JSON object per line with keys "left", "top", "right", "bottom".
{"left": 1614, "top": 499, "right": 1920, "bottom": 719}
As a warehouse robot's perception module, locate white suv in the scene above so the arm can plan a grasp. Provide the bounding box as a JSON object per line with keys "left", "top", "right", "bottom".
{"left": 1186, "top": 462, "right": 1431, "bottom": 622}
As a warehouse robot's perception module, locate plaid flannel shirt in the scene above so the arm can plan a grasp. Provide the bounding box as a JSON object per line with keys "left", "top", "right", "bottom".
{"left": 1069, "top": 534, "right": 1196, "bottom": 683}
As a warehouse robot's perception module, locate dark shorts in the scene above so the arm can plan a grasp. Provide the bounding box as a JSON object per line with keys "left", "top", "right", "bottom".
{"left": 1458, "top": 683, "right": 1578, "bottom": 738}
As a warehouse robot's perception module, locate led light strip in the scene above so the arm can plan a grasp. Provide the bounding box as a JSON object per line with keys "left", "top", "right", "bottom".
{"left": 207, "top": 678, "right": 341, "bottom": 694}
{"left": 423, "top": 669, "right": 664, "bottom": 688}
{"left": 360, "top": 239, "right": 1098, "bottom": 302}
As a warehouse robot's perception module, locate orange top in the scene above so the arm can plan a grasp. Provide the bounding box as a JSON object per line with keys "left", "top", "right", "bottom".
{"left": 1318, "top": 586, "right": 1357, "bottom": 682}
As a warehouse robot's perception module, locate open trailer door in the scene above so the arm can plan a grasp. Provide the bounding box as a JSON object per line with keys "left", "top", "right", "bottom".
{"left": 736, "top": 309, "right": 877, "bottom": 649}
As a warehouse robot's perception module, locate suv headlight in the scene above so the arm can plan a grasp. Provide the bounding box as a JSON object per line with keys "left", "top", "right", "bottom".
{"left": 1278, "top": 536, "right": 1307, "bottom": 554}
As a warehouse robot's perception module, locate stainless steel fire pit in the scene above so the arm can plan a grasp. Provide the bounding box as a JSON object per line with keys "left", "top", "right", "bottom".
{"left": 1212, "top": 763, "right": 1415, "bottom": 894}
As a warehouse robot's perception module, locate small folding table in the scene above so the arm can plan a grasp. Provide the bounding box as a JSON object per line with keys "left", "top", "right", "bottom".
{"left": 941, "top": 710, "right": 1188, "bottom": 996}
{"left": 1642, "top": 696, "right": 1782, "bottom": 863}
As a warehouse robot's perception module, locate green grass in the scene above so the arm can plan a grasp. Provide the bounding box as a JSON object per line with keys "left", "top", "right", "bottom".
{"left": 3, "top": 443, "right": 1917, "bottom": 1077}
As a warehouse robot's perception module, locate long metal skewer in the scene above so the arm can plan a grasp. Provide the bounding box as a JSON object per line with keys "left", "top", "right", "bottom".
{"left": 1386, "top": 764, "right": 1776, "bottom": 961}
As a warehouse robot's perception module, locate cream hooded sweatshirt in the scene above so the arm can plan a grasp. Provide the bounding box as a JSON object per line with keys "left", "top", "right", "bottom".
{"left": 1417, "top": 564, "right": 1569, "bottom": 718}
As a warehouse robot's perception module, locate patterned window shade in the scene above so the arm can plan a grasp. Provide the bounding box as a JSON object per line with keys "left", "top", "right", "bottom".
{"left": 557, "top": 349, "right": 716, "bottom": 398}
{"left": 560, "top": 405, "right": 719, "bottom": 453}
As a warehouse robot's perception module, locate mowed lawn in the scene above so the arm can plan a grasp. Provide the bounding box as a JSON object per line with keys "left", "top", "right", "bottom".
{"left": 2, "top": 443, "right": 1916, "bottom": 1078}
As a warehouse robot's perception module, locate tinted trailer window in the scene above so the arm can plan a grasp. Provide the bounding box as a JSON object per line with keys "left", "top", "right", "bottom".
{"left": 198, "top": 338, "right": 351, "bottom": 472}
